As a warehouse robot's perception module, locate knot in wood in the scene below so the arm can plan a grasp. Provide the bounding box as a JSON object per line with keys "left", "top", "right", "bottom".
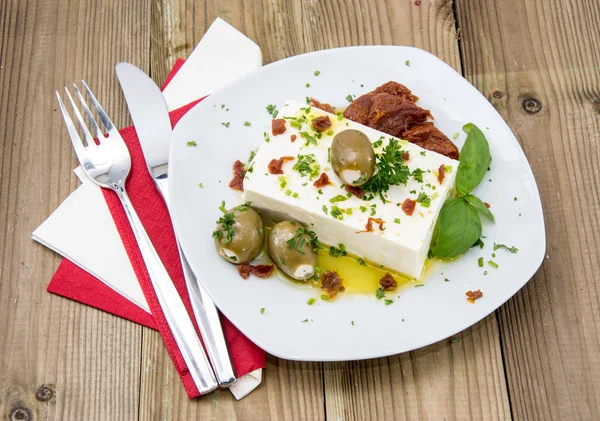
{"left": 492, "top": 90, "right": 503, "bottom": 99}
{"left": 592, "top": 99, "right": 600, "bottom": 115}
{"left": 522, "top": 98, "right": 542, "bottom": 114}
{"left": 35, "top": 385, "right": 54, "bottom": 402}
{"left": 10, "top": 406, "right": 33, "bottom": 421}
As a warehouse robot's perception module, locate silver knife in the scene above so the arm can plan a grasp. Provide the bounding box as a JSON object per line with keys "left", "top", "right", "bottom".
{"left": 115, "top": 62, "right": 237, "bottom": 388}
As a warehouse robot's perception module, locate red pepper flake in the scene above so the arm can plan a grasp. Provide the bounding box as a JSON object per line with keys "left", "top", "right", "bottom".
{"left": 402, "top": 198, "right": 416, "bottom": 216}
{"left": 359, "top": 217, "right": 385, "bottom": 233}
{"left": 237, "top": 262, "right": 274, "bottom": 280}
{"left": 271, "top": 118, "right": 287, "bottom": 136}
{"left": 345, "top": 185, "right": 364, "bottom": 199}
{"left": 313, "top": 172, "right": 330, "bottom": 188}
{"left": 379, "top": 273, "right": 397, "bottom": 291}
{"left": 321, "top": 270, "right": 345, "bottom": 298}
{"left": 312, "top": 116, "right": 332, "bottom": 132}
{"left": 402, "top": 151, "right": 410, "bottom": 161}
{"left": 484, "top": 202, "right": 491, "bottom": 208}
{"left": 466, "top": 289, "right": 483, "bottom": 304}
{"left": 291, "top": 134, "right": 297, "bottom": 142}
{"left": 228, "top": 160, "right": 246, "bottom": 191}
{"left": 268, "top": 156, "right": 294, "bottom": 175}
{"left": 310, "top": 98, "right": 335, "bottom": 114}
{"left": 437, "top": 164, "right": 446, "bottom": 184}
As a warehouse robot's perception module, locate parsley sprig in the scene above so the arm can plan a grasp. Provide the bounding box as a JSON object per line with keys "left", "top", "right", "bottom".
{"left": 293, "top": 154, "right": 320, "bottom": 179}
{"left": 212, "top": 201, "right": 236, "bottom": 244}
{"left": 287, "top": 228, "right": 322, "bottom": 254}
{"left": 362, "top": 139, "right": 410, "bottom": 202}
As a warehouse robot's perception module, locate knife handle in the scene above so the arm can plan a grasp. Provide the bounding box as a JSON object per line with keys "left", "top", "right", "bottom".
{"left": 116, "top": 188, "right": 218, "bottom": 394}
{"left": 156, "top": 179, "right": 237, "bottom": 387}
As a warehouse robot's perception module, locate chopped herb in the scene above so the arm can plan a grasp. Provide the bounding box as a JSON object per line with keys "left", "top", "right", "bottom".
{"left": 494, "top": 242, "right": 518, "bottom": 253}
{"left": 221, "top": 104, "right": 225, "bottom": 109}
{"left": 360, "top": 205, "right": 367, "bottom": 213}
{"left": 307, "top": 298, "right": 316, "bottom": 305}
{"left": 373, "top": 139, "right": 383, "bottom": 148}
{"left": 444, "top": 278, "right": 450, "bottom": 282}
{"left": 285, "top": 189, "right": 292, "bottom": 196}
{"left": 314, "top": 70, "right": 321, "bottom": 76}
{"left": 450, "top": 338, "right": 460, "bottom": 343}
{"left": 488, "top": 260, "right": 499, "bottom": 268}
{"left": 329, "top": 244, "right": 347, "bottom": 257}
{"left": 330, "top": 194, "right": 348, "bottom": 203}
{"left": 362, "top": 139, "right": 410, "bottom": 202}
{"left": 514, "top": 197, "right": 518, "bottom": 201}
{"left": 405, "top": 60, "right": 410, "bottom": 66}
{"left": 384, "top": 299, "right": 394, "bottom": 305}
{"left": 478, "top": 257, "right": 484, "bottom": 267}
{"left": 484, "top": 270, "right": 488, "bottom": 275}
{"left": 351, "top": 321, "right": 355, "bottom": 325}
{"left": 293, "top": 154, "right": 320, "bottom": 178}
{"left": 280, "top": 257, "right": 285, "bottom": 265}
{"left": 412, "top": 168, "right": 425, "bottom": 182}
{"left": 290, "top": 120, "right": 302, "bottom": 129}
{"left": 260, "top": 308, "right": 265, "bottom": 314}
{"left": 375, "top": 287, "right": 385, "bottom": 299}
{"left": 302, "top": 182, "right": 308, "bottom": 186}
{"left": 394, "top": 218, "right": 401, "bottom": 224}
{"left": 187, "top": 141, "right": 197, "bottom": 146}
{"left": 428, "top": 249, "right": 434, "bottom": 259}
{"left": 492, "top": 252, "right": 496, "bottom": 258}
{"left": 330, "top": 206, "right": 344, "bottom": 220}
{"left": 420, "top": 151, "right": 426, "bottom": 156}
{"left": 263, "top": 132, "right": 270, "bottom": 143}
{"left": 318, "top": 189, "right": 323, "bottom": 194}
{"left": 416, "top": 192, "right": 431, "bottom": 207}
{"left": 410, "top": 190, "right": 416, "bottom": 194}
{"left": 266, "top": 104, "right": 277, "bottom": 115}
{"left": 306, "top": 83, "right": 311, "bottom": 88}
{"left": 446, "top": 165, "right": 453, "bottom": 173}
{"left": 357, "top": 257, "right": 366, "bottom": 266}
{"left": 414, "top": 284, "right": 424, "bottom": 287}
{"left": 322, "top": 205, "right": 328, "bottom": 215}
{"left": 258, "top": 228, "right": 264, "bottom": 236}
{"left": 244, "top": 121, "right": 251, "bottom": 126}
{"left": 453, "top": 132, "right": 459, "bottom": 139}
{"left": 370, "top": 206, "right": 376, "bottom": 216}
{"left": 306, "top": 96, "right": 311, "bottom": 104}
{"left": 278, "top": 176, "right": 287, "bottom": 189}
{"left": 248, "top": 149, "right": 257, "bottom": 163}
{"left": 337, "top": 112, "right": 344, "bottom": 121}
{"left": 198, "top": 183, "right": 203, "bottom": 188}
{"left": 212, "top": 201, "right": 236, "bottom": 244}
{"left": 346, "top": 94, "right": 354, "bottom": 102}
{"left": 326, "top": 129, "right": 334, "bottom": 136}
{"left": 292, "top": 192, "right": 299, "bottom": 198}
{"left": 221, "top": 122, "right": 230, "bottom": 128}
{"left": 299, "top": 131, "right": 318, "bottom": 147}
{"left": 320, "top": 294, "right": 329, "bottom": 301}
{"left": 346, "top": 208, "right": 353, "bottom": 216}
{"left": 360, "top": 84, "right": 364, "bottom": 87}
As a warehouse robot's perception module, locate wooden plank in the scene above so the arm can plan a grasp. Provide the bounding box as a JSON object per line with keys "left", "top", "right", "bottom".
{"left": 0, "top": 0, "right": 149, "bottom": 419}
{"left": 145, "top": 0, "right": 509, "bottom": 420}
{"left": 455, "top": 0, "right": 600, "bottom": 419}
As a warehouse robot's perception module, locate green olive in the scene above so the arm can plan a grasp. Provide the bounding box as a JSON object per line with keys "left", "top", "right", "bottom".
{"left": 331, "top": 129, "right": 375, "bottom": 186}
{"left": 214, "top": 206, "right": 264, "bottom": 264}
{"left": 268, "top": 221, "right": 318, "bottom": 280}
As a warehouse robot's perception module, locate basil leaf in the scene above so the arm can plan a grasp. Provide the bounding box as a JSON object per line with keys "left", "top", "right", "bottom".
{"left": 431, "top": 198, "right": 482, "bottom": 258}
{"left": 464, "top": 194, "right": 495, "bottom": 223}
{"left": 455, "top": 123, "right": 491, "bottom": 196}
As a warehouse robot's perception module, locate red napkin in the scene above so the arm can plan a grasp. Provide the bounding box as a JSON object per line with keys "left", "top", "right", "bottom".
{"left": 47, "top": 59, "right": 265, "bottom": 398}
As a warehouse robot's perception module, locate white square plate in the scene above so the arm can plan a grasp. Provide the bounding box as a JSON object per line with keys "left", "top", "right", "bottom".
{"left": 169, "top": 46, "right": 545, "bottom": 361}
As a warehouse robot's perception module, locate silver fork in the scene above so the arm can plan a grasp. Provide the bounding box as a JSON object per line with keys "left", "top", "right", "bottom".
{"left": 56, "top": 81, "right": 218, "bottom": 395}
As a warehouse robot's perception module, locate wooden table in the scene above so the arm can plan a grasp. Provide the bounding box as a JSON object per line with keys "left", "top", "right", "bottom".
{"left": 1, "top": 0, "right": 599, "bottom": 419}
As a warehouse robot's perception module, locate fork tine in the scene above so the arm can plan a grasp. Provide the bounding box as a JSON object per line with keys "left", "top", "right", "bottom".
{"left": 81, "top": 80, "right": 116, "bottom": 133}
{"left": 64, "top": 87, "right": 96, "bottom": 148}
{"left": 72, "top": 84, "right": 104, "bottom": 144}
{"left": 55, "top": 91, "right": 86, "bottom": 159}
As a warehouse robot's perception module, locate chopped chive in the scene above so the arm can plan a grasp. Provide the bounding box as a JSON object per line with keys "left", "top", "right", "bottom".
{"left": 187, "top": 141, "right": 197, "bottom": 146}
{"left": 384, "top": 299, "right": 394, "bottom": 305}
{"left": 244, "top": 121, "right": 251, "bottom": 127}
{"left": 198, "top": 183, "right": 203, "bottom": 188}
{"left": 285, "top": 189, "right": 292, "bottom": 196}
{"left": 445, "top": 165, "right": 453, "bottom": 173}
{"left": 326, "top": 129, "right": 334, "bottom": 136}
{"left": 450, "top": 337, "right": 460, "bottom": 343}
{"left": 221, "top": 122, "right": 230, "bottom": 128}
{"left": 318, "top": 189, "right": 323, "bottom": 194}
{"left": 420, "top": 151, "right": 426, "bottom": 156}
{"left": 314, "top": 70, "right": 321, "bottom": 76}
{"left": 306, "top": 83, "right": 311, "bottom": 88}
{"left": 414, "top": 284, "right": 424, "bottom": 287}
{"left": 357, "top": 257, "right": 366, "bottom": 266}
{"left": 292, "top": 192, "right": 299, "bottom": 198}
{"left": 329, "top": 194, "right": 348, "bottom": 203}
{"left": 360, "top": 205, "right": 367, "bottom": 213}
{"left": 320, "top": 294, "right": 329, "bottom": 301}
{"left": 322, "top": 205, "right": 328, "bottom": 215}
{"left": 405, "top": 60, "right": 410, "bottom": 66}
{"left": 394, "top": 218, "right": 401, "bottom": 224}
{"left": 351, "top": 321, "right": 355, "bottom": 325}
{"left": 478, "top": 257, "right": 484, "bottom": 267}
{"left": 453, "top": 132, "right": 459, "bottom": 139}
{"left": 488, "top": 260, "right": 499, "bottom": 268}
{"left": 260, "top": 308, "right": 265, "bottom": 314}
{"left": 444, "top": 278, "right": 450, "bottom": 282}
{"left": 307, "top": 298, "right": 316, "bottom": 305}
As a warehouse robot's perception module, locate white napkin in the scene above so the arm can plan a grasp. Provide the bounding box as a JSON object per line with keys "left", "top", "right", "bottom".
{"left": 32, "top": 18, "right": 263, "bottom": 400}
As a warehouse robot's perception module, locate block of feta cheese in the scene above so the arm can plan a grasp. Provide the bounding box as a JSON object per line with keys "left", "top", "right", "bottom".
{"left": 243, "top": 100, "right": 458, "bottom": 279}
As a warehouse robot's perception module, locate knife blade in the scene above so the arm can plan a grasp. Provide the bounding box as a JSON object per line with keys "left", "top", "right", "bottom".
{"left": 115, "top": 62, "right": 237, "bottom": 388}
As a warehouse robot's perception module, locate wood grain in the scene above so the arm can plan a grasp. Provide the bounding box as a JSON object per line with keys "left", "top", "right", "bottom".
{"left": 0, "top": 0, "right": 149, "bottom": 420}
{"left": 455, "top": 0, "right": 600, "bottom": 419}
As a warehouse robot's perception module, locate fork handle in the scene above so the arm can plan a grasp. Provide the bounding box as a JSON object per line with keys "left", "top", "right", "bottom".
{"left": 156, "top": 179, "right": 237, "bottom": 388}
{"left": 116, "top": 187, "right": 218, "bottom": 394}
